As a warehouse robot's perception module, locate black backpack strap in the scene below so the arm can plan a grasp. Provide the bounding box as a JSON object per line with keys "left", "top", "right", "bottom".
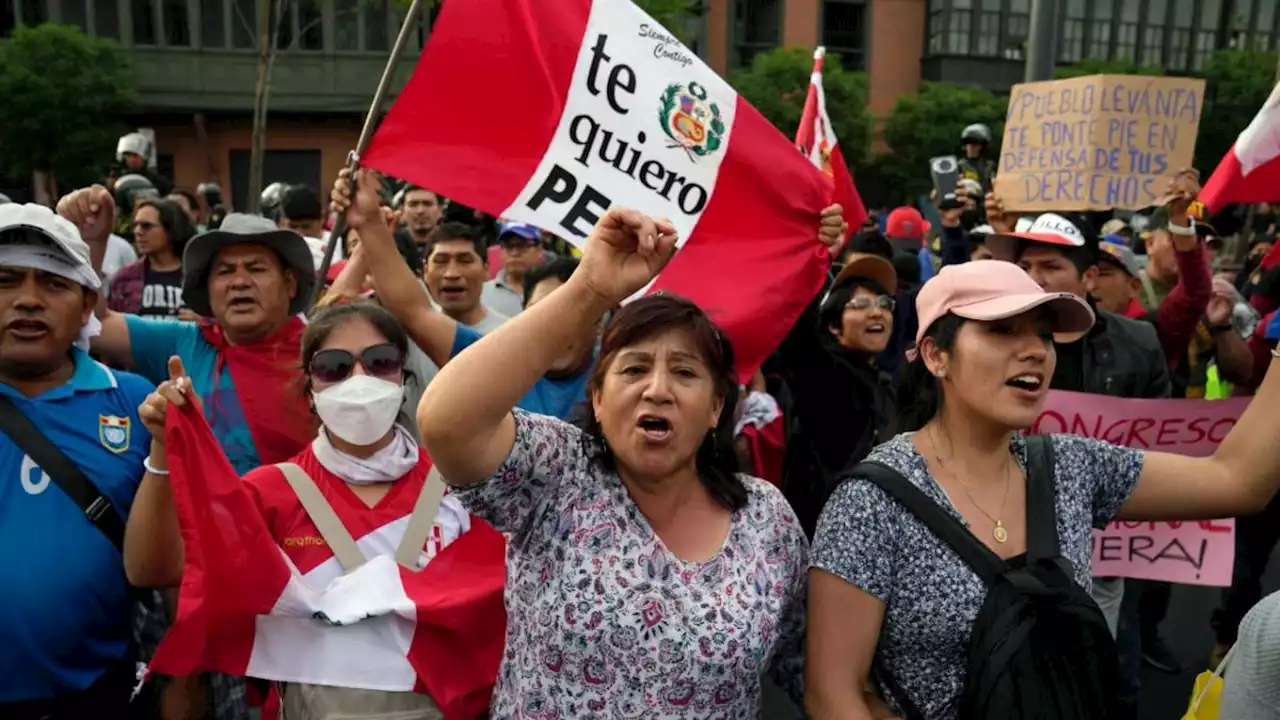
{"left": 850, "top": 461, "right": 1006, "bottom": 585}
{"left": 0, "top": 394, "right": 125, "bottom": 551}
{"left": 1024, "top": 435, "right": 1061, "bottom": 561}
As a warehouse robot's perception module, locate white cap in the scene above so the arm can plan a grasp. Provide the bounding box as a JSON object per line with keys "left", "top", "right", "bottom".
{"left": 0, "top": 203, "right": 101, "bottom": 290}
{"left": 986, "top": 213, "right": 1088, "bottom": 263}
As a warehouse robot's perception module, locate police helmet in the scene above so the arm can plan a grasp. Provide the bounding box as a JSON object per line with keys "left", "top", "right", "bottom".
{"left": 961, "top": 123, "right": 992, "bottom": 145}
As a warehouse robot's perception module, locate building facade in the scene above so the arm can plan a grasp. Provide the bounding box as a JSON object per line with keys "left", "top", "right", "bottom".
{"left": 3, "top": 0, "right": 1274, "bottom": 205}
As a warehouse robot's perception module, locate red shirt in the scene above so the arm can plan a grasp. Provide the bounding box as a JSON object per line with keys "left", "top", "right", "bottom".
{"left": 1122, "top": 297, "right": 1147, "bottom": 320}
{"left": 243, "top": 445, "right": 470, "bottom": 575}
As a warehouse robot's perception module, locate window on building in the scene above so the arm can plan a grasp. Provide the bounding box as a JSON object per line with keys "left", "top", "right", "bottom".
{"left": 133, "top": 0, "right": 157, "bottom": 44}
{"left": 335, "top": 0, "right": 359, "bottom": 50}
{"left": 17, "top": 0, "right": 46, "bottom": 25}
{"left": 164, "top": 0, "right": 190, "bottom": 45}
{"left": 821, "top": 0, "right": 866, "bottom": 70}
{"left": 1059, "top": 0, "right": 1086, "bottom": 62}
{"left": 232, "top": 0, "right": 254, "bottom": 48}
{"left": 1003, "top": 0, "right": 1030, "bottom": 60}
{"left": 927, "top": 0, "right": 946, "bottom": 54}
{"left": 97, "top": 0, "right": 121, "bottom": 38}
{"left": 733, "top": 0, "right": 781, "bottom": 68}
{"left": 202, "top": 0, "right": 226, "bottom": 48}
{"left": 269, "top": 0, "right": 293, "bottom": 49}
{"left": 365, "top": 0, "right": 389, "bottom": 51}
{"left": 1140, "top": 0, "right": 1166, "bottom": 65}
{"left": 1167, "top": 0, "right": 1194, "bottom": 70}
{"left": 0, "top": 2, "right": 15, "bottom": 38}
{"left": 976, "top": 8, "right": 1000, "bottom": 55}
{"left": 1254, "top": 0, "right": 1274, "bottom": 50}
{"left": 948, "top": 0, "right": 972, "bottom": 55}
{"left": 63, "top": 0, "right": 89, "bottom": 32}
{"left": 1194, "top": 0, "right": 1221, "bottom": 68}
{"left": 298, "top": 0, "right": 323, "bottom": 50}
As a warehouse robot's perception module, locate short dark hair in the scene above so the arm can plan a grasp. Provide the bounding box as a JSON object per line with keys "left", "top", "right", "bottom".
{"left": 280, "top": 185, "right": 324, "bottom": 223}
{"left": 579, "top": 293, "right": 746, "bottom": 511}
{"left": 133, "top": 197, "right": 196, "bottom": 258}
{"left": 423, "top": 221, "right": 485, "bottom": 260}
{"left": 819, "top": 277, "right": 890, "bottom": 336}
{"left": 523, "top": 257, "right": 579, "bottom": 307}
{"left": 845, "top": 228, "right": 893, "bottom": 261}
{"left": 168, "top": 189, "right": 199, "bottom": 213}
{"left": 894, "top": 312, "right": 967, "bottom": 434}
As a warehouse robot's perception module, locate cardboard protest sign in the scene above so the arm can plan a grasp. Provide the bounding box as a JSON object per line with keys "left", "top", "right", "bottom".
{"left": 995, "top": 75, "right": 1206, "bottom": 212}
{"left": 1031, "top": 391, "right": 1243, "bottom": 586}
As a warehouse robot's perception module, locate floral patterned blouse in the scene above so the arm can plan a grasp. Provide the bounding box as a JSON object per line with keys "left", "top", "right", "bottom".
{"left": 452, "top": 409, "right": 810, "bottom": 718}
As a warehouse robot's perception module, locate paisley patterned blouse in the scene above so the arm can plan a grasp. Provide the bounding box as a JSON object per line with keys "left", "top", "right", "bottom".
{"left": 452, "top": 410, "right": 809, "bottom": 719}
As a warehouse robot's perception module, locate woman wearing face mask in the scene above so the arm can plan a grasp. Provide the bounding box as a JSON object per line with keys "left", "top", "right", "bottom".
{"left": 129, "top": 300, "right": 504, "bottom": 719}
{"left": 415, "top": 205, "right": 846, "bottom": 716}
{"left": 777, "top": 253, "right": 900, "bottom": 538}
{"left": 805, "top": 260, "right": 1280, "bottom": 719}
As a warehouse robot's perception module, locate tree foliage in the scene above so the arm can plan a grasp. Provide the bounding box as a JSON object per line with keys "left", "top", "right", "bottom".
{"left": 1195, "top": 49, "right": 1278, "bottom": 172}
{"left": 728, "top": 46, "right": 873, "bottom": 171}
{"left": 870, "top": 82, "right": 1008, "bottom": 205}
{"left": 0, "top": 23, "right": 137, "bottom": 188}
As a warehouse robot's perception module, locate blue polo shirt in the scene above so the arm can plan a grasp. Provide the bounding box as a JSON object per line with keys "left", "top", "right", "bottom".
{"left": 126, "top": 316, "right": 260, "bottom": 475}
{"left": 451, "top": 325, "right": 591, "bottom": 419}
{"left": 0, "top": 350, "right": 153, "bottom": 702}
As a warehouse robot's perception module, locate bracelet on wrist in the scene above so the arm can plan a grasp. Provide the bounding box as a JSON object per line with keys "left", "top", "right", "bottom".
{"left": 143, "top": 455, "right": 170, "bottom": 476}
{"left": 1166, "top": 218, "right": 1196, "bottom": 237}
{"left": 1209, "top": 323, "right": 1233, "bottom": 335}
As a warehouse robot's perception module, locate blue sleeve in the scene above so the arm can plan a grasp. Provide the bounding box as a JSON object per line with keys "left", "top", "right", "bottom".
{"left": 450, "top": 323, "right": 484, "bottom": 359}
{"left": 125, "top": 315, "right": 199, "bottom": 385}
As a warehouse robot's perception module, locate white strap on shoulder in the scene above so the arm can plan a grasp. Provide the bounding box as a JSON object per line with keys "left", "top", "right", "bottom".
{"left": 276, "top": 463, "right": 366, "bottom": 573}
{"left": 395, "top": 466, "right": 448, "bottom": 571}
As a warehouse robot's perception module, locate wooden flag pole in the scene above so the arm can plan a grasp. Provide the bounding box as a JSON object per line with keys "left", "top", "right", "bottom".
{"left": 311, "top": 0, "right": 428, "bottom": 306}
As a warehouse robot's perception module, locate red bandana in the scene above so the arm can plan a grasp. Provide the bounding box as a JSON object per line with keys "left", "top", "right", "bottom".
{"left": 199, "top": 317, "right": 316, "bottom": 466}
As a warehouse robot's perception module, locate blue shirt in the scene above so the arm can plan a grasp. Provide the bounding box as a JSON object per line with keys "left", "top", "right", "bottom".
{"left": 126, "top": 316, "right": 260, "bottom": 474}
{"left": 451, "top": 325, "right": 590, "bottom": 419}
{"left": 0, "top": 350, "right": 154, "bottom": 701}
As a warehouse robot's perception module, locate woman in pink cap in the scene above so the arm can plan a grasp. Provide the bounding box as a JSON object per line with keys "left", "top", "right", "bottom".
{"left": 805, "top": 260, "right": 1280, "bottom": 720}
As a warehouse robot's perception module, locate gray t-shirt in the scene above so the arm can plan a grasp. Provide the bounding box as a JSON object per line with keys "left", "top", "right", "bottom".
{"left": 811, "top": 432, "right": 1143, "bottom": 719}
{"left": 399, "top": 310, "right": 507, "bottom": 438}
{"left": 482, "top": 271, "right": 525, "bottom": 318}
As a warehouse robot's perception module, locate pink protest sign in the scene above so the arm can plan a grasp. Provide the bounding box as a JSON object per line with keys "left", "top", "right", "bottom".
{"left": 1030, "top": 390, "right": 1245, "bottom": 587}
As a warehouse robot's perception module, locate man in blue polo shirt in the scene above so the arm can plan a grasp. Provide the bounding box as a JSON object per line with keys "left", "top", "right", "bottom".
{"left": 0, "top": 203, "right": 154, "bottom": 717}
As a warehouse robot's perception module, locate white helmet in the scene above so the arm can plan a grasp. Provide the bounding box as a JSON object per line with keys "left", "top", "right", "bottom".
{"left": 961, "top": 123, "right": 992, "bottom": 145}
{"left": 116, "top": 132, "right": 153, "bottom": 164}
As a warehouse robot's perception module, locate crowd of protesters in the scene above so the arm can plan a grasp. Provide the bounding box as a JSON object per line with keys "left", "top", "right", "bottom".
{"left": 3, "top": 118, "right": 1280, "bottom": 720}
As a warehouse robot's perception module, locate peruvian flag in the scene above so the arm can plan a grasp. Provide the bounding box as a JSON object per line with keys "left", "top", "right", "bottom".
{"left": 361, "top": 0, "right": 834, "bottom": 378}
{"left": 150, "top": 402, "right": 506, "bottom": 720}
{"left": 1200, "top": 80, "right": 1280, "bottom": 212}
{"left": 795, "top": 47, "right": 867, "bottom": 232}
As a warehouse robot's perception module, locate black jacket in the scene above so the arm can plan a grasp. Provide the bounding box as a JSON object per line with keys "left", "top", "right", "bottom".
{"left": 1052, "top": 307, "right": 1172, "bottom": 400}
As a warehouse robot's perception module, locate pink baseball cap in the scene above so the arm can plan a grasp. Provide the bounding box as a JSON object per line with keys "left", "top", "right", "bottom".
{"left": 914, "top": 260, "right": 1095, "bottom": 347}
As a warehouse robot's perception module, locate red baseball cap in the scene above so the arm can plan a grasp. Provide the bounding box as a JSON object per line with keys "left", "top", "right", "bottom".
{"left": 885, "top": 207, "right": 930, "bottom": 243}
{"left": 914, "top": 261, "right": 1095, "bottom": 346}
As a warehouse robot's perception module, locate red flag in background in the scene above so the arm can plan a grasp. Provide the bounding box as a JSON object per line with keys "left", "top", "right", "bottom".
{"left": 361, "top": 0, "right": 834, "bottom": 380}
{"left": 1200, "top": 81, "right": 1280, "bottom": 212}
{"left": 795, "top": 47, "right": 868, "bottom": 232}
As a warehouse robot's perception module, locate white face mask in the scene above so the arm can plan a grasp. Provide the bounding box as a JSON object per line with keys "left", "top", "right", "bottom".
{"left": 312, "top": 375, "right": 405, "bottom": 446}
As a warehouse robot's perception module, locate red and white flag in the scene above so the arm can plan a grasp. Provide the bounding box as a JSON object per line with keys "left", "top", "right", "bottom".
{"left": 1200, "top": 81, "right": 1280, "bottom": 212}
{"left": 150, "top": 404, "right": 506, "bottom": 720}
{"left": 795, "top": 47, "right": 867, "bottom": 232}
{"left": 362, "top": 0, "right": 834, "bottom": 378}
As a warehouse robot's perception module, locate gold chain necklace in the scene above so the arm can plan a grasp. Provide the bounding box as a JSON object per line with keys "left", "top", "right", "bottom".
{"left": 930, "top": 426, "right": 1013, "bottom": 544}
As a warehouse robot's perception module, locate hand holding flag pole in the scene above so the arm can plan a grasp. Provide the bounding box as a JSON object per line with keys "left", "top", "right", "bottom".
{"left": 311, "top": 0, "right": 427, "bottom": 306}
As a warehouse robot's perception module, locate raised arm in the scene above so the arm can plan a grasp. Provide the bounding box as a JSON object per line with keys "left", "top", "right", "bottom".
{"left": 1121, "top": 349, "right": 1280, "bottom": 520}
{"left": 56, "top": 185, "right": 134, "bottom": 368}
{"left": 330, "top": 170, "right": 457, "bottom": 367}
{"left": 418, "top": 208, "right": 676, "bottom": 486}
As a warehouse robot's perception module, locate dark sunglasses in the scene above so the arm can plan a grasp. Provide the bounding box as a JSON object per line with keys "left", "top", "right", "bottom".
{"left": 309, "top": 343, "right": 404, "bottom": 384}
{"left": 846, "top": 295, "right": 895, "bottom": 312}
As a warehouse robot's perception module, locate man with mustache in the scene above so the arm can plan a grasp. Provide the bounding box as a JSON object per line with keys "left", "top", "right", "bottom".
{"left": 58, "top": 185, "right": 320, "bottom": 720}
{"left": 0, "top": 203, "right": 155, "bottom": 718}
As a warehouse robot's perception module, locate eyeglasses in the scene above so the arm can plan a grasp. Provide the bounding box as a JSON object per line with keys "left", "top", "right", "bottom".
{"left": 309, "top": 343, "right": 404, "bottom": 384}
{"left": 846, "top": 295, "right": 895, "bottom": 312}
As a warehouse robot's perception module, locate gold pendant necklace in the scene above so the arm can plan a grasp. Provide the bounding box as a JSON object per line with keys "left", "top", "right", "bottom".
{"left": 931, "top": 426, "right": 1013, "bottom": 544}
